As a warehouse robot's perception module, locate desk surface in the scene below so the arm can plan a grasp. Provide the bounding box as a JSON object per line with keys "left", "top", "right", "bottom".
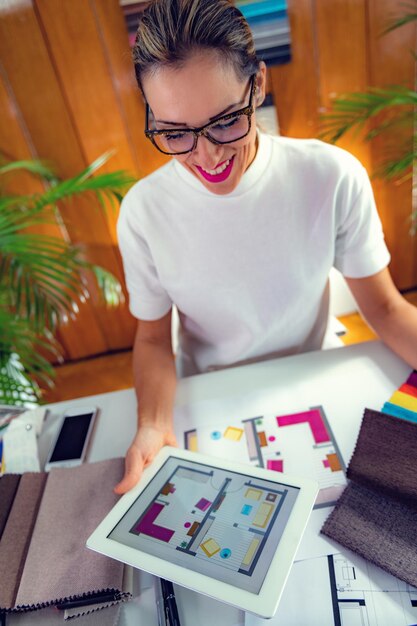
{"left": 36, "top": 340, "right": 410, "bottom": 626}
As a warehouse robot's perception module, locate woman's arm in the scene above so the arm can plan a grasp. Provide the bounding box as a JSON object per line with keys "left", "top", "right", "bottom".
{"left": 346, "top": 268, "right": 417, "bottom": 369}
{"left": 114, "top": 309, "right": 177, "bottom": 494}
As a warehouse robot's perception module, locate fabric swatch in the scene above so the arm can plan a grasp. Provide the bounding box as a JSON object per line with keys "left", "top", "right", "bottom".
{"left": 0, "top": 472, "right": 47, "bottom": 609}
{"left": 14, "top": 457, "right": 126, "bottom": 611}
{"left": 0, "top": 473, "right": 21, "bottom": 538}
{"left": 346, "top": 408, "right": 417, "bottom": 505}
{"left": 10, "top": 603, "right": 121, "bottom": 626}
{"left": 321, "top": 408, "right": 417, "bottom": 587}
{"left": 321, "top": 481, "right": 417, "bottom": 586}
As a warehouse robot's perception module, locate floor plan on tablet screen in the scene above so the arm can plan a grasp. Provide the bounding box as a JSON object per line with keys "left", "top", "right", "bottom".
{"left": 108, "top": 456, "right": 300, "bottom": 593}
{"left": 184, "top": 406, "right": 346, "bottom": 508}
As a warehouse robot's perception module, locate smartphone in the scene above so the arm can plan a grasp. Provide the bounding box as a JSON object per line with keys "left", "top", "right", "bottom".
{"left": 44, "top": 406, "right": 99, "bottom": 471}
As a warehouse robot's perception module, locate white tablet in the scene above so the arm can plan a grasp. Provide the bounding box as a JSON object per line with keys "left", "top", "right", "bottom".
{"left": 87, "top": 446, "right": 318, "bottom": 618}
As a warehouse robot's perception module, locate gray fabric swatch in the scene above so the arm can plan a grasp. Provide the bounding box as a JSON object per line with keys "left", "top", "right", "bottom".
{"left": 347, "top": 408, "right": 417, "bottom": 505}
{"left": 321, "top": 481, "right": 417, "bottom": 587}
{"left": 0, "top": 472, "right": 47, "bottom": 609}
{"left": 14, "top": 457, "right": 126, "bottom": 610}
{"left": 321, "top": 408, "right": 417, "bottom": 587}
{"left": 0, "top": 473, "right": 21, "bottom": 538}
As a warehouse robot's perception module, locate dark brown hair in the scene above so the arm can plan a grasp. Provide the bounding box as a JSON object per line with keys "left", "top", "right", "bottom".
{"left": 133, "top": 0, "right": 260, "bottom": 87}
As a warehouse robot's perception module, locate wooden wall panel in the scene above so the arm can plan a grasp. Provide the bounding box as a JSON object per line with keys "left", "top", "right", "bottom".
{"left": 269, "top": 0, "right": 319, "bottom": 138}
{"left": 314, "top": 0, "right": 371, "bottom": 169}
{"left": 367, "top": 0, "right": 416, "bottom": 289}
{"left": 90, "top": 0, "right": 169, "bottom": 177}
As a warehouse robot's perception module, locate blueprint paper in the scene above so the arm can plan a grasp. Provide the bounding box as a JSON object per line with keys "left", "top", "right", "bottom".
{"left": 177, "top": 400, "right": 346, "bottom": 560}
{"left": 245, "top": 551, "right": 417, "bottom": 626}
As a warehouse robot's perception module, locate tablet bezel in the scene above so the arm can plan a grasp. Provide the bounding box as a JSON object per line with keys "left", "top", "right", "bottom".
{"left": 87, "top": 446, "right": 318, "bottom": 618}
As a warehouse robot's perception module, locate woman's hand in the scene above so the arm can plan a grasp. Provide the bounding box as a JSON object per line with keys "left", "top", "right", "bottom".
{"left": 114, "top": 425, "right": 177, "bottom": 494}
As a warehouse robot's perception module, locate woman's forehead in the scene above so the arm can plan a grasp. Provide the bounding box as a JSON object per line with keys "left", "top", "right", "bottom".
{"left": 142, "top": 54, "right": 247, "bottom": 126}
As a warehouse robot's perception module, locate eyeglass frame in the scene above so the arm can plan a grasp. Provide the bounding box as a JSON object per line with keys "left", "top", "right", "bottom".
{"left": 144, "top": 74, "right": 257, "bottom": 156}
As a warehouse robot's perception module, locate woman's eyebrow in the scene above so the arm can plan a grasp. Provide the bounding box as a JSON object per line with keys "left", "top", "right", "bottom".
{"left": 154, "top": 99, "right": 244, "bottom": 126}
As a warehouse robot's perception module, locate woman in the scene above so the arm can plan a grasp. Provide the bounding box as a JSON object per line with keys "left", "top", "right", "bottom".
{"left": 114, "top": 0, "right": 417, "bottom": 494}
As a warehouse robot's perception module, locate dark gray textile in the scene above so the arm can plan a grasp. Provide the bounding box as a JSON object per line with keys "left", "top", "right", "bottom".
{"left": 321, "top": 408, "right": 417, "bottom": 587}
{"left": 347, "top": 408, "right": 417, "bottom": 505}
{"left": 0, "top": 473, "right": 47, "bottom": 609}
{"left": 0, "top": 474, "right": 21, "bottom": 538}
{"left": 321, "top": 481, "right": 417, "bottom": 587}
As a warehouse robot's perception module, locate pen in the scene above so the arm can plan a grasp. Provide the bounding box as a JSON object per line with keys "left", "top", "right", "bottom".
{"left": 160, "top": 578, "right": 181, "bottom": 626}
{"left": 154, "top": 577, "right": 167, "bottom": 626}
{"left": 56, "top": 591, "right": 119, "bottom": 610}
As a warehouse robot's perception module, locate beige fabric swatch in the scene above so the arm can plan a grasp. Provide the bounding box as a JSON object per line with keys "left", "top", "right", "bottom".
{"left": 14, "top": 457, "right": 126, "bottom": 609}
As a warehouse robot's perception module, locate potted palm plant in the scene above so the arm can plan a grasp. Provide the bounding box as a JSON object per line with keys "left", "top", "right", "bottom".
{"left": 321, "top": 5, "right": 416, "bottom": 225}
{"left": 0, "top": 154, "right": 134, "bottom": 406}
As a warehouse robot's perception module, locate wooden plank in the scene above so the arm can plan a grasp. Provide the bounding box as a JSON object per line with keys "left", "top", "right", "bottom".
{"left": 34, "top": 0, "right": 137, "bottom": 243}
{"left": 91, "top": 0, "right": 169, "bottom": 177}
{"left": 314, "top": 0, "right": 371, "bottom": 169}
{"left": 269, "top": 0, "right": 319, "bottom": 138}
{"left": 367, "top": 0, "right": 416, "bottom": 288}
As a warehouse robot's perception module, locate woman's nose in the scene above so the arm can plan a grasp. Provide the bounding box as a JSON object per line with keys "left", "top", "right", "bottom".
{"left": 192, "top": 135, "right": 223, "bottom": 170}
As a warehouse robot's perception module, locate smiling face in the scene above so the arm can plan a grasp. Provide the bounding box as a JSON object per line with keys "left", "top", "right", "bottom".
{"left": 142, "top": 52, "right": 266, "bottom": 195}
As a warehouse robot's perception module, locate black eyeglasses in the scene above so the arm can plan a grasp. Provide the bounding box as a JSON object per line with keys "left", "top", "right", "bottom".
{"left": 145, "top": 75, "right": 256, "bottom": 156}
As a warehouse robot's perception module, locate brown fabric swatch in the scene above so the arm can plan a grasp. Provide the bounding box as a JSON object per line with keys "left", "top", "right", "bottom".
{"left": 0, "top": 472, "right": 47, "bottom": 609}
{"left": 14, "top": 457, "right": 126, "bottom": 610}
{"left": 10, "top": 603, "right": 121, "bottom": 625}
{"left": 321, "top": 408, "right": 417, "bottom": 587}
{"left": 0, "top": 473, "right": 21, "bottom": 538}
{"left": 347, "top": 408, "right": 417, "bottom": 505}
{"left": 321, "top": 481, "right": 417, "bottom": 587}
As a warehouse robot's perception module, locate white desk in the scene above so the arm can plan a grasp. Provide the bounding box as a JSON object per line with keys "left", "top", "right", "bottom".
{"left": 36, "top": 340, "right": 410, "bottom": 626}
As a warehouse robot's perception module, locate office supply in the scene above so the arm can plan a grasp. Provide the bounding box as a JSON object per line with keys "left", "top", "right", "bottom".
{"left": 154, "top": 578, "right": 167, "bottom": 626}
{"left": 160, "top": 579, "right": 181, "bottom": 626}
{"left": 87, "top": 446, "right": 318, "bottom": 618}
{"left": 321, "top": 408, "right": 417, "bottom": 587}
{"left": 0, "top": 458, "right": 131, "bottom": 616}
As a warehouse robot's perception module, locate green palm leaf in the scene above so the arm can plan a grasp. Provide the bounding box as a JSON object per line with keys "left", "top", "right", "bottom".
{"left": 0, "top": 152, "right": 136, "bottom": 405}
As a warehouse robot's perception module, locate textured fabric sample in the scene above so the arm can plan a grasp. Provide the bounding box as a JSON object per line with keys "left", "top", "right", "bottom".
{"left": 0, "top": 473, "right": 21, "bottom": 538}
{"left": 0, "top": 472, "right": 47, "bottom": 609}
{"left": 10, "top": 603, "right": 121, "bottom": 625}
{"left": 321, "top": 408, "right": 417, "bottom": 587}
{"left": 347, "top": 408, "right": 417, "bottom": 505}
{"left": 14, "top": 457, "right": 126, "bottom": 610}
{"left": 321, "top": 481, "right": 417, "bottom": 587}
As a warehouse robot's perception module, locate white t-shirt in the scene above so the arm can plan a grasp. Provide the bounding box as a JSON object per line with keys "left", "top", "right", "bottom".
{"left": 117, "top": 133, "right": 390, "bottom": 376}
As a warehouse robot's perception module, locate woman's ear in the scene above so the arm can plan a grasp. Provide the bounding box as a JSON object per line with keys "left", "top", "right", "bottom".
{"left": 255, "top": 61, "right": 267, "bottom": 107}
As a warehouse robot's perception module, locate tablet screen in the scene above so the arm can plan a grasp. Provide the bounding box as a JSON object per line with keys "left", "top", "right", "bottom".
{"left": 108, "top": 455, "right": 300, "bottom": 593}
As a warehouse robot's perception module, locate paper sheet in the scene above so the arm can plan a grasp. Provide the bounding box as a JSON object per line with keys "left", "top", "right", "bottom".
{"left": 245, "top": 551, "right": 417, "bottom": 626}
{"left": 2, "top": 419, "right": 40, "bottom": 473}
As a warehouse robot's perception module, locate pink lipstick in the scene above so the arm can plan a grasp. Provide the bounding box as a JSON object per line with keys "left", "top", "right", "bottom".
{"left": 196, "top": 156, "right": 234, "bottom": 183}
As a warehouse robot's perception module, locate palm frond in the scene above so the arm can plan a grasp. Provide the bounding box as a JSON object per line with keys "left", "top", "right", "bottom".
{"left": 91, "top": 266, "right": 125, "bottom": 307}
{"left": 0, "top": 309, "right": 59, "bottom": 405}
{"left": 0, "top": 152, "right": 135, "bottom": 403}
{"left": 0, "top": 158, "right": 58, "bottom": 182}
{"left": 383, "top": 1, "right": 417, "bottom": 33}
{"left": 321, "top": 87, "right": 417, "bottom": 143}
{"left": 33, "top": 160, "right": 135, "bottom": 215}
